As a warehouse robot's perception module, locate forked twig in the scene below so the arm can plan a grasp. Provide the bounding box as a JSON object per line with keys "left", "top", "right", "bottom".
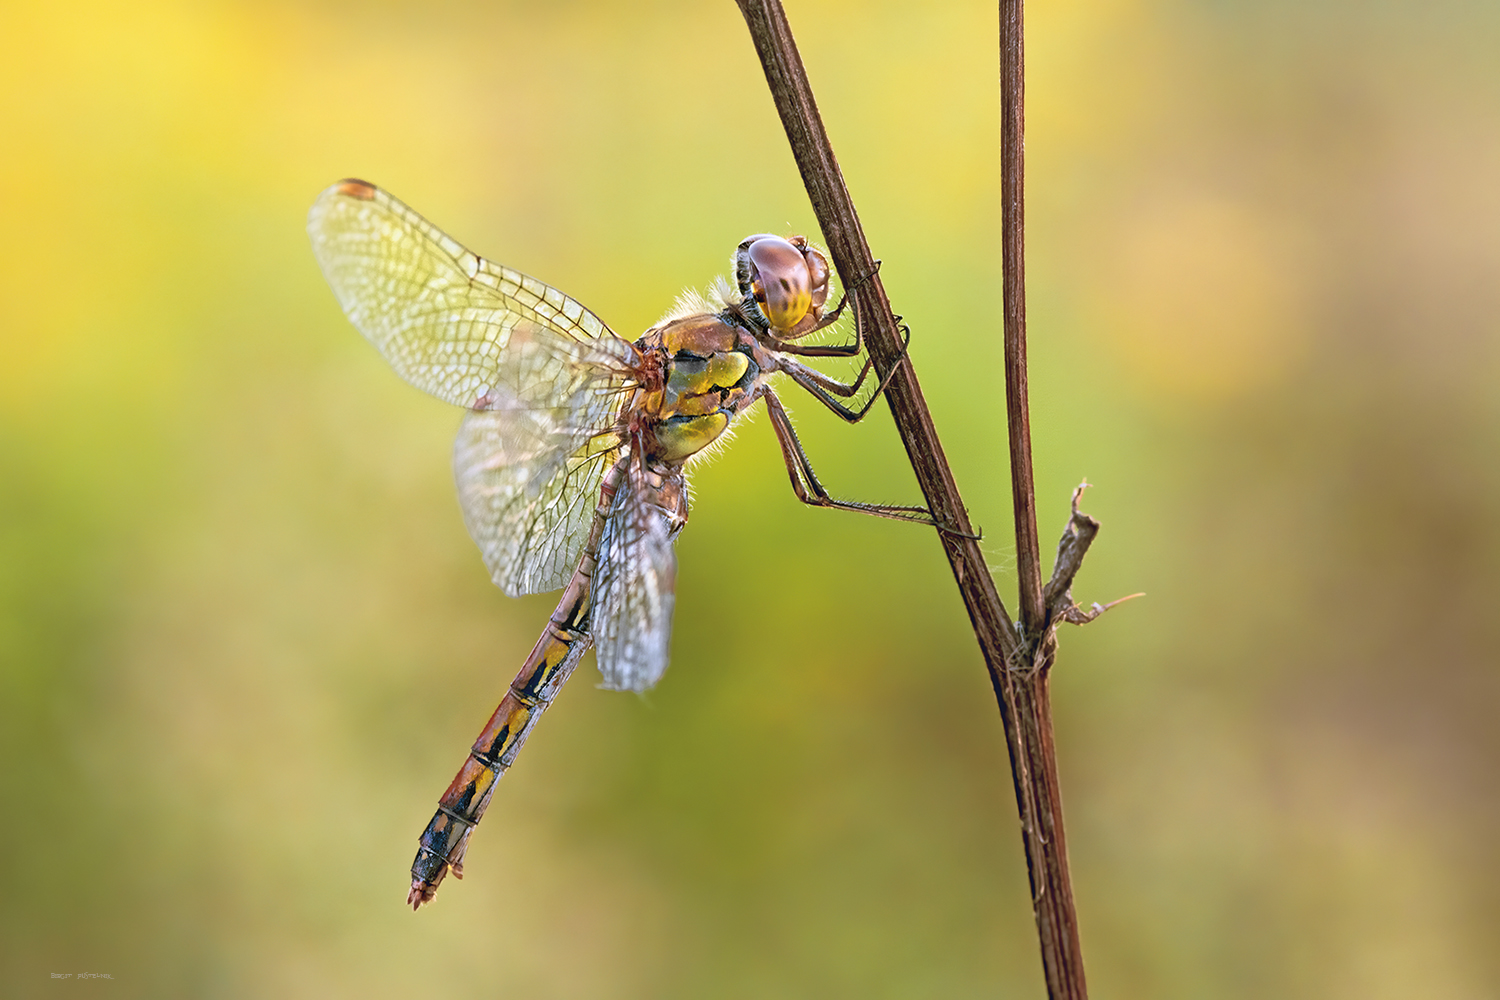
{"left": 735, "top": 2, "right": 1114, "bottom": 997}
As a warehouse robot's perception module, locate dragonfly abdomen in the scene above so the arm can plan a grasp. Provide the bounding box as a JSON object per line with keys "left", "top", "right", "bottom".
{"left": 407, "top": 459, "right": 626, "bottom": 910}
{"left": 408, "top": 622, "right": 595, "bottom": 907}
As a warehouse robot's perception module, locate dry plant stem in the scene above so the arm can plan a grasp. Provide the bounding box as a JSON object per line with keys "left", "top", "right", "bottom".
{"left": 999, "top": 0, "right": 1088, "bottom": 993}
{"left": 1002, "top": 0, "right": 1044, "bottom": 635}
{"left": 735, "top": 1, "right": 1088, "bottom": 997}
{"left": 735, "top": 0, "right": 1021, "bottom": 668}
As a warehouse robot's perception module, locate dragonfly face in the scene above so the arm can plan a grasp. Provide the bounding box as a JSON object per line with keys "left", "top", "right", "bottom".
{"left": 735, "top": 234, "right": 832, "bottom": 338}
{"left": 308, "top": 179, "right": 928, "bottom": 909}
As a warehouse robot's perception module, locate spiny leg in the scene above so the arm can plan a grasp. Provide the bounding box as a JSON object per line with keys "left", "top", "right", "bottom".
{"left": 781, "top": 353, "right": 875, "bottom": 399}
{"left": 778, "top": 320, "right": 913, "bottom": 424}
{"left": 761, "top": 386, "right": 937, "bottom": 525}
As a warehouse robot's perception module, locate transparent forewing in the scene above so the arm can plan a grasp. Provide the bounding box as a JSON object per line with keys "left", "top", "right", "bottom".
{"left": 455, "top": 392, "right": 620, "bottom": 597}
{"left": 307, "top": 179, "right": 636, "bottom": 408}
{"left": 309, "top": 179, "right": 640, "bottom": 595}
{"left": 592, "top": 465, "right": 679, "bottom": 692}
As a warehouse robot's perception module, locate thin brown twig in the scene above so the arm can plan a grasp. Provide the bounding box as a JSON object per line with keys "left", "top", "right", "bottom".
{"left": 998, "top": 0, "right": 1089, "bottom": 986}
{"left": 1003, "top": 0, "right": 1045, "bottom": 640}
{"left": 734, "top": 1, "right": 1091, "bottom": 996}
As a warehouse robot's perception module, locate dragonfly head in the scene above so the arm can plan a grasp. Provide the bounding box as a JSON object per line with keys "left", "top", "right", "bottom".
{"left": 734, "top": 235, "right": 831, "bottom": 338}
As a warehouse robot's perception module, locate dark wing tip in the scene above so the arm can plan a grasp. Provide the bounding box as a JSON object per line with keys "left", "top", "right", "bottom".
{"left": 334, "top": 178, "right": 378, "bottom": 200}
{"left": 308, "top": 178, "right": 380, "bottom": 234}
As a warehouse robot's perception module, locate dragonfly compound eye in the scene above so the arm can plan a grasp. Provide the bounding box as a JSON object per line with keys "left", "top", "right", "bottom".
{"left": 799, "top": 243, "right": 830, "bottom": 315}
{"left": 744, "top": 235, "right": 813, "bottom": 334}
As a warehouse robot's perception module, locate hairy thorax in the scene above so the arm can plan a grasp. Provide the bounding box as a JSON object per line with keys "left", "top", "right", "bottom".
{"left": 631, "top": 314, "right": 775, "bottom": 465}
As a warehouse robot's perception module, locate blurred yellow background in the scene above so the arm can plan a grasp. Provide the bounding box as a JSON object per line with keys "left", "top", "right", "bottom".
{"left": 3, "top": 0, "right": 1497, "bottom": 996}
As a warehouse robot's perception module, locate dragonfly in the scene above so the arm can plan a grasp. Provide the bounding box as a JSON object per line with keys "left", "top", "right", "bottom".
{"left": 307, "top": 179, "right": 932, "bottom": 909}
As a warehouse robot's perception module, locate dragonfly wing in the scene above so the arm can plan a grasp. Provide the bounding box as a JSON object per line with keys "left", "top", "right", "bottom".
{"left": 455, "top": 402, "right": 618, "bottom": 598}
{"left": 307, "top": 178, "right": 636, "bottom": 407}
{"left": 591, "top": 464, "right": 679, "bottom": 692}
{"left": 309, "top": 179, "right": 638, "bottom": 596}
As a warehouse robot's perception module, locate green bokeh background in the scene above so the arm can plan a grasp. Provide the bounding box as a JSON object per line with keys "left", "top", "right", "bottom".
{"left": 4, "top": 1, "right": 1498, "bottom": 996}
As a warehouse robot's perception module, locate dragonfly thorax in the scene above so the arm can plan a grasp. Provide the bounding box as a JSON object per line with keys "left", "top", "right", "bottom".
{"left": 633, "top": 314, "right": 767, "bottom": 464}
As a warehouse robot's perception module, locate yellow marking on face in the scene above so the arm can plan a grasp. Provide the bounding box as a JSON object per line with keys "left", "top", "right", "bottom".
{"left": 764, "top": 284, "right": 811, "bottom": 332}
{"left": 748, "top": 236, "right": 814, "bottom": 333}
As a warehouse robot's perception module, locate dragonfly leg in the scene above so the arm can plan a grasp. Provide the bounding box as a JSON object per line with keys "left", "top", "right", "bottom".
{"left": 781, "top": 353, "right": 874, "bottom": 399}
{"left": 761, "top": 386, "right": 937, "bottom": 525}
{"left": 779, "top": 320, "right": 913, "bottom": 424}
